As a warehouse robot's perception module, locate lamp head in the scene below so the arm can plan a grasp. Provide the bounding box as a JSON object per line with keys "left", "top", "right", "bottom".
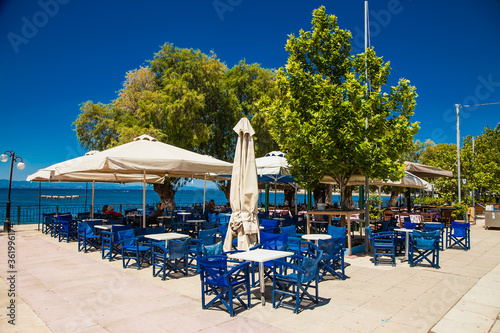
{"left": 1, "top": 153, "right": 8, "bottom": 163}
{"left": 17, "top": 162, "right": 25, "bottom": 170}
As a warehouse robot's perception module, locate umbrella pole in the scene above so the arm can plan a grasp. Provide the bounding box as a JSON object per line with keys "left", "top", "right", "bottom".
{"left": 38, "top": 182, "right": 41, "bottom": 231}
{"left": 274, "top": 180, "right": 277, "bottom": 213}
{"left": 91, "top": 181, "right": 95, "bottom": 219}
{"left": 143, "top": 171, "right": 146, "bottom": 228}
{"left": 295, "top": 185, "right": 298, "bottom": 215}
{"left": 203, "top": 175, "right": 206, "bottom": 214}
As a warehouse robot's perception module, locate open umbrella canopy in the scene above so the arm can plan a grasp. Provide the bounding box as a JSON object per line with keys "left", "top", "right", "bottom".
{"left": 404, "top": 161, "right": 453, "bottom": 178}
{"left": 54, "top": 134, "right": 233, "bottom": 177}
{"left": 224, "top": 118, "right": 259, "bottom": 251}
{"left": 27, "top": 150, "right": 164, "bottom": 184}
{"left": 255, "top": 151, "right": 295, "bottom": 184}
{"left": 321, "top": 171, "right": 430, "bottom": 189}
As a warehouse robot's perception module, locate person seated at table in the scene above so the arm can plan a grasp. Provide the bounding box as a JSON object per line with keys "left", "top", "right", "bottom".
{"left": 147, "top": 202, "right": 166, "bottom": 225}
{"left": 106, "top": 205, "right": 123, "bottom": 218}
{"left": 221, "top": 202, "right": 231, "bottom": 213}
{"left": 207, "top": 199, "right": 216, "bottom": 213}
{"left": 101, "top": 205, "right": 108, "bottom": 214}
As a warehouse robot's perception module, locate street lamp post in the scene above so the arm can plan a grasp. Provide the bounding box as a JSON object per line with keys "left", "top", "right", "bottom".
{"left": 1, "top": 151, "right": 25, "bottom": 233}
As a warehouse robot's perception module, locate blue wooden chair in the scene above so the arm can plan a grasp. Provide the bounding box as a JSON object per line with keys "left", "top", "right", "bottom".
{"left": 101, "top": 225, "right": 131, "bottom": 261}
{"left": 369, "top": 231, "right": 396, "bottom": 266}
{"left": 446, "top": 222, "right": 470, "bottom": 250}
{"left": 152, "top": 238, "right": 191, "bottom": 279}
{"left": 409, "top": 230, "right": 441, "bottom": 268}
{"left": 327, "top": 225, "right": 346, "bottom": 238}
{"left": 423, "top": 223, "right": 445, "bottom": 250}
{"left": 318, "top": 237, "right": 346, "bottom": 280}
{"left": 189, "top": 228, "right": 218, "bottom": 271}
{"left": 280, "top": 225, "right": 306, "bottom": 255}
{"left": 117, "top": 229, "right": 151, "bottom": 270}
{"left": 77, "top": 222, "right": 101, "bottom": 252}
{"left": 198, "top": 255, "right": 251, "bottom": 316}
{"left": 271, "top": 253, "right": 323, "bottom": 313}
{"left": 260, "top": 219, "right": 279, "bottom": 233}
{"left": 41, "top": 213, "right": 55, "bottom": 234}
{"left": 58, "top": 215, "right": 77, "bottom": 243}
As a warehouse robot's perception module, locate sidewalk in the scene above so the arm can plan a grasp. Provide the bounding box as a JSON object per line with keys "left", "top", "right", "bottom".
{"left": 1, "top": 218, "right": 499, "bottom": 332}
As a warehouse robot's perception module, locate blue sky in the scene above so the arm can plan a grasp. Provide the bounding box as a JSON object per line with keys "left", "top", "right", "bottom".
{"left": 1, "top": 0, "right": 499, "bottom": 181}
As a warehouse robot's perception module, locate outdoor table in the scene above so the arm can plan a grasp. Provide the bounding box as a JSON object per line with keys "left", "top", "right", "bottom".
{"left": 94, "top": 224, "right": 120, "bottom": 231}
{"left": 143, "top": 232, "right": 189, "bottom": 242}
{"left": 305, "top": 210, "right": 360, "bottom": 255}
{"left": 186, "top": 219, "right": 205, "bottom": 235}
{"left": 301, "top": 233, "right": 331, "bottom": 245}
{"left": 394, "top": 228, "right": 414, "bottom": 262}
{"left": 227, "top": 248, "right": 293, "bottom": 306}
{"left": 177, "top": 212, "right": 191, "bottom": 221}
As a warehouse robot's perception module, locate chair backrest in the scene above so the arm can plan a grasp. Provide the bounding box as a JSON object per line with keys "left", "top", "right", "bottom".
{"left": 299, "top": 254, "right": 322, "bottom": 283}
{"left": 383, "top": 211, "right": 394, "bottom": 221}
{"left": 424, "top": 223, "right": 444, "bottom": 232}
{"left": 385, "top": 217, "right": 396, "bottom": 229}
{"left": 450, "top": 221, "right": 470, "bottom": 237}
{"left": 260, "top": 219, "right": 278, "bottom": 230}
{"left": 167, "top": 238, "right": 191, "bottom": 260}
{"left": 259, "top": 231, "right": 288, "bottom": 251}
{"left": 207, "top": 213, "right": 217, "bottom": 223}
{"left": 112, "top": 225, "right": 132, "bottom": 242}
{"left": 218, "top": 223, "right": 228, "bottom": 237}
{"left": 117, "top": 229, "right": 136, "bottom": 247}
{"left": 198, "top": 228, "right": 218, "bottom": 246}
{"left": 78, "top": 222, "right": 93, "bottom": 236}
{"left": 421, "top": 213, "right": 433, "bottom": 222}
{"left": 134, "top": 227, "right": 148, "bottom": 236}
{"left": 202, "top": 221, "right": 217, "bottom": 230}
{"left": 146, "top": 226, "right": 165, "bottom": 234}
{"left": 327, "top": 225, "right": 346, "bottom": 238}
{"left": 411, "top": 230, "right": 440, "bottom": 250}
{"left": 380, "top": 219, "right": 390, "bottom": 232}
{"left": 318, "top": 237, "right": 344, "bottom": 258}
{"left": 280, "top": 225, "right": 297, "bottom": 238}
{"left": 404, "top": 221, "right": 418, "bottom": 230}
{"left": 202, "top": 241, "right": 223, "bottom": 257}
{"left": 57, "top": 214, "right": 73, "bottom": 222}
{"left": 198, "top": 255, "right": 228, "bottom": 287}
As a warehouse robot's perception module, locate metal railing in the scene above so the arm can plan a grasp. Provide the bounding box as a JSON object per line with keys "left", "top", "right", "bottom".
{"left": 0, "top": 203, "right": 146, "bottom": 224}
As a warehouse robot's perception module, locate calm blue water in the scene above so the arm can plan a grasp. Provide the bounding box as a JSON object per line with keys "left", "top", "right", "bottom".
{"left": 0, "top": 187, "right": 365, "bottom": 208}
{"left": 0, "top": 187, "right": 375, "bottom": 223}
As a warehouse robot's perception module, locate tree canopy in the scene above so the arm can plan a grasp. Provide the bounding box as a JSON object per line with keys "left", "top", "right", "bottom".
{"left": 264, "top": 6, "right": 419, "bottom": 208}
{"left": 74, "top": 43, "right": 277, "bottom": 206}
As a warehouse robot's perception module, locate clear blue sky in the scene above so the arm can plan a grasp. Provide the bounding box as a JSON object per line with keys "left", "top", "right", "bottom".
{"left": 1, "top": 0, "right": 499, "bottom": 181}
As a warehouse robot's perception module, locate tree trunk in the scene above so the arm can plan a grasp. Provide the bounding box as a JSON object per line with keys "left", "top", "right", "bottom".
{"left": 284, "top": 187, "right": 294, "bottom": 208}
{"left": 153, "top": 182, "right": 176, "bottom": 210}
{"left": 325, "top": 184, "right": 332, "bottom": 205}
{"left": 388, "top": 187, "right": 402, "bottom": 207}
{"left": 216, "top": 180, "right": 231, "bottom": 202}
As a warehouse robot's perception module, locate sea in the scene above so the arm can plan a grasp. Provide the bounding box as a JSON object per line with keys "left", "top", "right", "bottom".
{"left": 0, "top": 186, "right": 374, "bottom": 223}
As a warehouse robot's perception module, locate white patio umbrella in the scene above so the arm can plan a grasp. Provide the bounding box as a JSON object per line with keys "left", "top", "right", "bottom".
{"left": 27, "top": 150, "right": 165, "bottom": 218}
{"left": 224, "top": 118, "right": 259, "bottom": 251}
{"left": 255, "top": 151, "right": 297, "bottom": 213}
{"left": 321, "top": 171, "right": 429, "bottom": 189}
{"left": 54, "top": 135, "right": 233, "bottom": 226}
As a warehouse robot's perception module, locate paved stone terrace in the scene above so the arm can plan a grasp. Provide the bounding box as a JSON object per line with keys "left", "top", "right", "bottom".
{"left": 1, "top": 218, "right": 499, "bottom": 332}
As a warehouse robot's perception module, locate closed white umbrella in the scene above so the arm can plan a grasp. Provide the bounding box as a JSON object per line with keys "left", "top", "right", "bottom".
{"left": 224, "top": 118, "right": 259, "bottom": 251}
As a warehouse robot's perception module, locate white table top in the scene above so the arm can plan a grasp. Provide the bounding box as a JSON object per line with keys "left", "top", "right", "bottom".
{"left": 144, "top": 232, "right": 189, "bottom": 241}
{"left": 177, "top": 212, "right": 191, "bottom": 215}
{"left": 302, "top": 234, "right": 332, "bottom": 241}
{"left": 394, "top": 228, "right": 414, "bottom": 233}
{"left": 186, "top": 219, "right": 205, "bottom": 223}
{"left": 227, "top": 248, "right": 293, "bottom": 263}
{"left": 94, "top": 224, "right": 123, "bottom": 230}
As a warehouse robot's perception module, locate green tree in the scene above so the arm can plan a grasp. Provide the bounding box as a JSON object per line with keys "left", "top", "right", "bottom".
{"left": 265, "top": 7, "right": 419, "bottom": 209}
{"left": 420, "top": 142, "right": 458, "bottom": 204}
{"left": 74, "top": 43, "right": 277, "bottom": 207}
{"left": 462, "top": 123, "right": 500, "bottom": 201}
